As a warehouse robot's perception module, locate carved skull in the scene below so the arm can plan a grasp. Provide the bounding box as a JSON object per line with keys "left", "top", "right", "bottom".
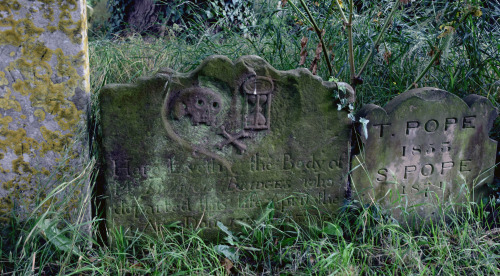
{"left": 173, "top": 87, "right": 222, "bottom": 126}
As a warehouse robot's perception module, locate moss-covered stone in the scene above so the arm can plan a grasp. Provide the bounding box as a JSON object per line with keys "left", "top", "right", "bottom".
{"left": 99, "top": 55, "right": 355, "bottom": 238}
{"left": 351, "top": 88, "right": 498, "bottom": 224}
{"left": 0, "top": 0, "right": 90, "bottom": 223}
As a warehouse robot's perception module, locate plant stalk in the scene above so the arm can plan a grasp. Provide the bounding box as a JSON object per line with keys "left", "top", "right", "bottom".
{"left": 404, "top": 8, "right": 475, "bottom": 91}
{"left": 321, "top": 0, "right": 337, "bottom": 31}
{"left": 288, "top": 1, "right": 311, "bottom": 26}
{"left": 297, "top": 0, "right": 334, "bottom": 77}
{"left": 404, "top": 49, "right": 441, "bottom": 92}
{"left": 356, "top": 0, "right": 401, "bottom": 78}
{"left": 334, "top": 0, "right": 348, "bottom": 23}
{"left": 347, "top": 0, "right": 355, "bottom": 85}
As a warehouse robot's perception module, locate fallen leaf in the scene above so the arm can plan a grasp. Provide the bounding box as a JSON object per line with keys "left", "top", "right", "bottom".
{"left": 383, "top": 51, "right": 392, "bottom": 64}
{"left": 130, "top": 260, "right": 142, "bottom": 269}
{"left": 437, "top": 25, "right": 455, "bottom": 39}
{"left": 309, "top": 255, "right": 316, "bottom": 266}
{"left": 221, "top": 257, "right": 233, "bottom": 275}
{"left": 472, "top": 7, "right": 482, "bottom": 17}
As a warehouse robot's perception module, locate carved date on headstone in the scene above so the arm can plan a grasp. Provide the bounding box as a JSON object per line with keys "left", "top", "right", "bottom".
{"left": 99, "top": 55, "right": 354, "bottom": 238}
{"left": 351, "top": 88, "right": 498, "bottom": 222}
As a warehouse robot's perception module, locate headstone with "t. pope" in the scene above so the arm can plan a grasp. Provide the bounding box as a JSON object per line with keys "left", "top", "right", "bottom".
{"left": 351, "top": 87, "right": 497, "bottom": 223}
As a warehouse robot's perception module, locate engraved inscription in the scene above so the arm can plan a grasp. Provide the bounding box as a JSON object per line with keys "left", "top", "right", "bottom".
{"left": 402, "top": 142, "right": 451, "bottom": 156}
{"left": 353, "top": 88, "right": 498, "bottom": 222}
{"left": 376, "top": 159, "right": 473, "bottom": 183}
{"left": 403, "top": 116, "right": 476, "bottom": 136}
{"left": 109, "top": 150, "right": 345, "bottom": 229}
{"left": 369, "top": 115, "right": 481, "bottom": 198}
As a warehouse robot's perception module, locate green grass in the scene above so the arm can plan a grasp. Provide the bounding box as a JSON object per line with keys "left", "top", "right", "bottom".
{"left": 1, "top": 0, "right": 499, "bottom": 274}
{"left": 1, "top": 181, "right": 498, "bottom": 274}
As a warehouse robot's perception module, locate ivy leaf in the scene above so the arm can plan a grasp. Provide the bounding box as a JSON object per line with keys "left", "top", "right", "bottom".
{"left": 37, "top": 219, "right": 81, "bottom": 256}
{"left": 329, "top": 76, "right": 339, "bottom": 82}
{"left": 217, "top": 221, "right": 238, "bottom": 245}
{"left": 256, "top": 201, "right": 275, "bottom": 225}
{"left": 322, "top": 222, "right": 343, "bottom": 237}
{"left": 214, "top": 245, "right": 239, "bottom": 262}
{"left": 359, "top": 117, "right": 370, "bottom": 139}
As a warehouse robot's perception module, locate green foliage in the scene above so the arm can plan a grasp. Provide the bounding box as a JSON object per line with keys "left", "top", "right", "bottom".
{"left": 86, "top": 0, "right": 99, "bottom": 6}
{"left": 87, "top": 0, "right": 111, "bottom": 38}
{"left": 0, "top": 159, "right": 498, "bottom": 274}
{"left": 107, "top": 0, "right": 133, "bottom": 35}
{"left": 0, "top": 161, "right": 95, "bottom": 274}
{"left": 206, "top": 0, "right": 257, "bottom": 34}
{"left": 103, "top": 0, "right": 257, "bottom": 38}
{"left": 289, "top": 0, "right": 498, "bottom": 94}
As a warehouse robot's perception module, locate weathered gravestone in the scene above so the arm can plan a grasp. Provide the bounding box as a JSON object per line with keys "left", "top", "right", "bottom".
{"left": 0, "top": 1, "right": 90, "bottom": 222}
{"left": 351, "top": 87, "right": 498, "bottom": 222}
{"left": 99, "top": 55, "right": 355, "bottom": 237}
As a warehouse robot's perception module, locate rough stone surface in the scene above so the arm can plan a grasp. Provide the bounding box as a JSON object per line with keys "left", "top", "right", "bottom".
{"left": 100, "top": 55, "right": 355, "bottom": 237}
{"left": 0, "top": 1, "right": 90, "bottom": 222}
{"left": 351, "top": 88, "right": 498, "bottom": 222}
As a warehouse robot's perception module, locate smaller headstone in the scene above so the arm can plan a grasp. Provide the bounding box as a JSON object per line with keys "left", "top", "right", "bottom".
{"left": 351, "top": 88, "right": 498, "bottom": 222}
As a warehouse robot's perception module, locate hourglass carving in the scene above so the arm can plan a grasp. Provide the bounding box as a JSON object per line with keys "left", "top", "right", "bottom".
{"left": 242, "top": 76, "right": 274, "bottom": 130}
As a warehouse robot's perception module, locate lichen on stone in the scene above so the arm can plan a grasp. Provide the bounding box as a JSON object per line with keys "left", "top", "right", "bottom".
{"left": 0, "top": 0, "right": 90, "bottom": 221}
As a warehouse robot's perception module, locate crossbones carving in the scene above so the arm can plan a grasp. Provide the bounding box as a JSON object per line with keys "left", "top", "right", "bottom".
{"left": 216, "top": 126, "right": 249, "bottom": 153}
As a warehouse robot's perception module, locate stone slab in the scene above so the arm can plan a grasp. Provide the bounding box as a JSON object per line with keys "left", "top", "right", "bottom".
{"left": 0, "top": 1, "right": 90, "bottom": 222}
{"left": 352, "top": 88, "right": 498, "bottom": 222}
{"left": 99, "top": 55, "right": 355, "bottom": 237}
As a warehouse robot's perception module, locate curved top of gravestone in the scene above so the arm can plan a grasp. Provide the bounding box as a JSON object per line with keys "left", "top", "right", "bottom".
{"left": 384, "top": 87, "right": 463, "bottom": 113}
{"left": 159, "top": 55, "right": 355, "bottom": 104}
{"left": 358, "top": 87, "right": 497, "bottom": 131}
